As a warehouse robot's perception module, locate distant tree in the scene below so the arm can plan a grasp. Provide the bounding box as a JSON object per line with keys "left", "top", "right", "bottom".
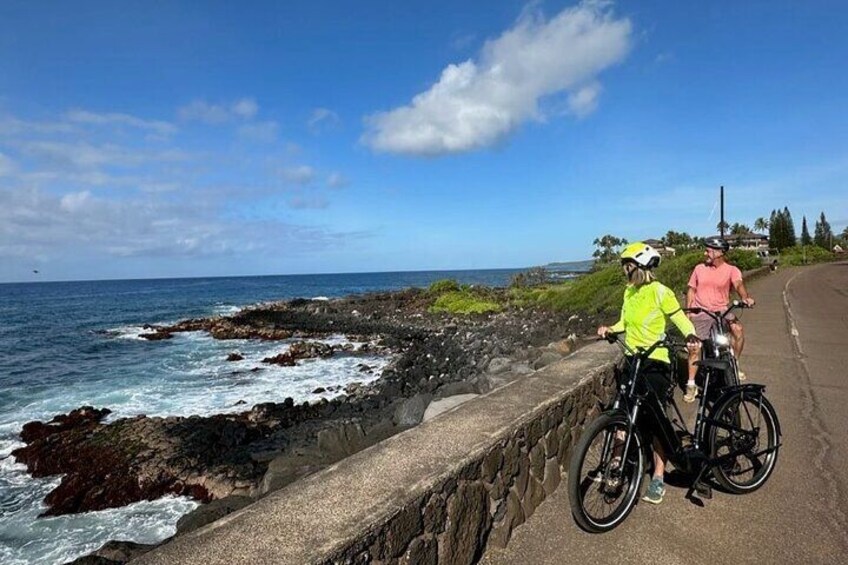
{"left": 716, "top": 220, "right": 730, "bottom": 235}
{"left": 730, "top": 223, "right": 751, "bottom": 235}
{"left": 592, "top": 235, "right": 628, "bottom": 263}
{"left": 842, "top": 226, "right": 848, "bottom": 242}
{"left": 753, "top": 217, "right": 769, "bottom": 233}
{"left": 800, "top": 216, "right": 812, "bottom": 246}
{"left": 768, "top": 207, "right": 797, "bottom": 250}
{"left": 814, "top": 211, "right": 834, "bottom": 249}
{"left": 784, "top": 207, "right": 797, "bottom": 247}
{"left": 768, "top": 210, "right": 779, "bottom": 248}
{"left": 662, "top": 230, "right": 693, "bottom": 249}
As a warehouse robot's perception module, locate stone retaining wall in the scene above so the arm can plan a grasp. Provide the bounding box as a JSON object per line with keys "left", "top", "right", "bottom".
{"left": 134, "top": 342, "right": 620, "bottom": 565}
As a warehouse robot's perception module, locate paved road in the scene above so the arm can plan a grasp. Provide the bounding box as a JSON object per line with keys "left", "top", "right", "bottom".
{"left": 482, "top": 263, "right": 848, "bottom": 564}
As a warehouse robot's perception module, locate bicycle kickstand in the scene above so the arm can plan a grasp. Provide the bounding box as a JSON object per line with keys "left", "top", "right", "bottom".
{"left": 686, "top": 466, "right": 713, "bottom": 500}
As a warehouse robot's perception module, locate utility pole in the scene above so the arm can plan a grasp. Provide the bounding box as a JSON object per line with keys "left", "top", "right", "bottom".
{"left": 720, "top": 185, "right": 725, "bottom": 238}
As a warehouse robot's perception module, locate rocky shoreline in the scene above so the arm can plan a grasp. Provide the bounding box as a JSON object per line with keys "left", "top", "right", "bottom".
{"left": 12, "top": 286, "right": 604, "bottom": 564}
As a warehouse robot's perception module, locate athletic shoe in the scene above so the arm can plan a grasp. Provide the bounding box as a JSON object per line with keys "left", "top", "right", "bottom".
{"left": 738, "top": 371, "right": 747, "bottom": 381}
{"left": 642, "top": 478, "right": 665, "bottom": 504}
{"left": 683, "top": 384, "right": 698, "bottom": 403}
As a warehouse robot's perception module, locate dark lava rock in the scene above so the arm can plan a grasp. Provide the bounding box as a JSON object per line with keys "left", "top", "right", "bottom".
{"left": 176, "top": 495, "right": 253, "bottom": 535}
{"left": 18, "top": 281, "right": 603, "bottom": 521}
{"left": 66, "top": 540, "right": 157, "bottom": 564}
{"left": 262, "top": 352, "right": 296, "bottom": 366}
{"left": 226, "top": 352, "right": 244, "bottom": 362}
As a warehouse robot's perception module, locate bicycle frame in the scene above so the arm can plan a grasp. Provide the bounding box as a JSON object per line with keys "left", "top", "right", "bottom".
{"left": 606, "top": 338, "right": 711, "bottom": 473}
{"left": 602, "top": 333, "right": 777, "bottom": 497}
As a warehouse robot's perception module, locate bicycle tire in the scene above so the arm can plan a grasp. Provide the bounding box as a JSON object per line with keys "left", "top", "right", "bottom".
{"left": 568, "top": 412, "right": 644, "bottom": 532}
{"left": 708, "top": 391, "right": 780, "bottom": 493}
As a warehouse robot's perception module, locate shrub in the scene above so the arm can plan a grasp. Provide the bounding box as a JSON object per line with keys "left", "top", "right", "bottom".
{"left": 726, "top": 249, "right": 761, "bottom": 271}
{"left": 654, "top": 251, "right": 703, "bottom": 295}
{"left": 532, "top": 263, "right": 627, "bottom": 314}
{"left": 427, "top": 279, "right": 460, "bottom": 295}
{"left": 509, "top": 267, "right": 549, "bottom": 288}
{"left": 429, "top": 291, "right": 502, "bottom": 315}
{"left": 779, "top": 245, "right": 835, "bottom": 266}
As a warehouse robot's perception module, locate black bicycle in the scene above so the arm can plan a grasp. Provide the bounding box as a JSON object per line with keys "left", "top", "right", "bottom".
{"left": 567, "top": 333, "right": 781, "bottom": 532}
{"left": 685, "top": 300, "right": 751, "bottom": 391}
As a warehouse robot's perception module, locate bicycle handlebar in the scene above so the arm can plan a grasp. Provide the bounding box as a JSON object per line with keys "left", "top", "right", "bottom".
{"left": 683, "top": 299, "right": 752, "bottom": 322}
{"left": 599, "top": 331, "right": 689, "bottom": 358}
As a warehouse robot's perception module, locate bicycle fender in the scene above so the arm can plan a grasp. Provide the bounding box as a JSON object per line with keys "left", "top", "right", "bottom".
{"left": 710, "top": 384, "right": 782, "bottom": 438}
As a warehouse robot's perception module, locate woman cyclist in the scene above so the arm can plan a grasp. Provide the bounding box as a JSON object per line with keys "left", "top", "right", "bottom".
{"left": 597, "top": 242, "right": 700, "bottom": 504}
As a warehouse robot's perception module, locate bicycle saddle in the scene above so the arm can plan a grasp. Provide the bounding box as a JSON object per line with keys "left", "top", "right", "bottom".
{"left": 695, "top": 359, "right": 731, "bottom": 371}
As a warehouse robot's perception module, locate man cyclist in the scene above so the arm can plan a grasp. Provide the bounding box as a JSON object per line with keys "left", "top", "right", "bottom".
{"left": 597, "top": 242, "right": 699, "bottom": 504}
{"left": 684, "top": 237, "right": 756, "bottom": 402}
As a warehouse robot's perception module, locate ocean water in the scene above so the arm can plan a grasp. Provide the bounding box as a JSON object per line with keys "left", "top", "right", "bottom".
{"left": 0, "top": 265, "right": 590, "bottom": 564}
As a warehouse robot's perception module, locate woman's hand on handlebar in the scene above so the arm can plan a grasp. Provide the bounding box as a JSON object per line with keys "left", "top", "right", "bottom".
{"left": 597, "top": 325, "right": 611, "bottom": 339}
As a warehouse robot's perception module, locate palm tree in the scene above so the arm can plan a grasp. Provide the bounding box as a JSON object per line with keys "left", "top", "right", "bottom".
{"left": 716, "top": 220, "right": 730, "bottom": 235}
{"left": 753, "top": 217, "right": 768, "bottom": 233}
{"left": 730, "top": 223, "right": 751, "bottom": 235}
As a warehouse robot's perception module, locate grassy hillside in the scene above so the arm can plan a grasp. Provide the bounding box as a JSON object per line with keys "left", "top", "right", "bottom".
{"left": 427, "top": 249, "right": 762, "bottom": 316}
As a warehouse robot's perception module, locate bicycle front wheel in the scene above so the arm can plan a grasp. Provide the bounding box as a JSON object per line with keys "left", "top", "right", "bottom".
{"left": 567, "top": 412, "right": 644, "bottom": 533}
{"left": 708, "top": 391, "right": 780, "bottom": 493}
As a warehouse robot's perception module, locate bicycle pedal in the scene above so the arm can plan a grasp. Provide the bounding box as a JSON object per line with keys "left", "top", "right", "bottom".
{"left": 695, "top": 482, "right": 712, "bottom": 499}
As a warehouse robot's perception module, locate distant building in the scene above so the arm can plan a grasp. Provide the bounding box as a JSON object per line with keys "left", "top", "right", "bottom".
{"left": 712, "top": 232, "right": 769, "bottom": 250}
{"left": 644, "top": 238, "right": 676, "bottom": 257}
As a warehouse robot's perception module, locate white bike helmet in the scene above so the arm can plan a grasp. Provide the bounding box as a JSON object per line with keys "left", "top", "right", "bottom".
{"left": 620, "top": 241, "right": 661, "bottom": 269}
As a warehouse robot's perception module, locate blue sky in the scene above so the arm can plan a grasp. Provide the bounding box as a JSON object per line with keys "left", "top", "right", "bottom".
{"left": 1, "top": 0, "right": 846, "bottom": 282}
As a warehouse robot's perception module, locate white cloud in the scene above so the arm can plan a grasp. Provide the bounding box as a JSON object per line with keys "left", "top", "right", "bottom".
{"left": 0, "top": 116, "right": 76, "bottom": 137}
{"left": 289, "top": 196, "right": 329, "bottom": 209}
{"left": 308, "top": 108, "right": 340, "bottom": 133}
{"left": 20, "top": 140, "right": 190, "bottom": 169}
{"left": 238, "top": 121, "right": 279, "bottom": 142}
{"left": 363, "top": 1, "right": 632, "bottom": 156}
{"left": 177, "top": 100, "right": 231, "bottom": 124}
{"left": 232, "top": 98, "right": 259, "bottom": 119}
{"left": 567, "top": 82, "right": 601, "bottom": 117}
{"left": 0, "top": 152, "right": 15, "bottom": 176}
{"left": 0, "top": 186, "right": 353, "bottom": 262}
{"left": 280, "top": 165, "right": 315, "bottom": 185}
{"left": 59, "top": 190, "right": 92, "bottom": 212}
{"left": 65, "top": 109, "right": 177, "bottom": 136}
{"left": 178, "top": 98, "right": 260, "bottom": 124}
{"left": 326, "top": 172, "right": 349, "bottom": 188}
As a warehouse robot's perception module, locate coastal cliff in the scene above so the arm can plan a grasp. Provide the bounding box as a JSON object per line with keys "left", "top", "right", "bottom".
{"left": 13, "top": 285, "right": 601, "bottom": 559}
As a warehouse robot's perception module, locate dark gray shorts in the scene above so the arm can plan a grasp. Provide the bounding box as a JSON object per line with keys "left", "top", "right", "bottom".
{"left": 690, "top": 313, "right": 737, "bottom": 340}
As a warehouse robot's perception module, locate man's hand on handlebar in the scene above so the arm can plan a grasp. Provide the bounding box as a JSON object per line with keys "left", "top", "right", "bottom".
{"left": 742, "top": 297, "right": 755, "bottom": 307}
{"left": 685, "top": 333, "right": 701, "bottom": 353}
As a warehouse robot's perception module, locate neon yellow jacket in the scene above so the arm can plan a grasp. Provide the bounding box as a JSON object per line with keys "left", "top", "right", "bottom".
{"left": 609, "top": 281, "right": 695, "bottom": 363}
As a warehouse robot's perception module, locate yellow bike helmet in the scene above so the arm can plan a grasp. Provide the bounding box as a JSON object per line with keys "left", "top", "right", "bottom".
{"left": 620, "top": 241, "right": 661, "bottom": 269}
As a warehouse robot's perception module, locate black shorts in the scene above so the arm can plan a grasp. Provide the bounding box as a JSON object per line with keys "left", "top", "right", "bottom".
{"left": 639, "top": 359, "right": 673, "bottom": 402}
{"left": 628, "top": 359, "right": 673, "bottom": 442}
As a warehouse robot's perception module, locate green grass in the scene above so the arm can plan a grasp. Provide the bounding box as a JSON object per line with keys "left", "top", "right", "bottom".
{"left": 429, "top": 290, "right": 503, "bottom": 314}
{"left": 425, "top": 249, "right": 772, "bottom": 317}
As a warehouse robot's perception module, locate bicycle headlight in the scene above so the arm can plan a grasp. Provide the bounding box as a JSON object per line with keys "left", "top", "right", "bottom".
{"left": 714, "top": 334, "right": 731, "bottom": 347}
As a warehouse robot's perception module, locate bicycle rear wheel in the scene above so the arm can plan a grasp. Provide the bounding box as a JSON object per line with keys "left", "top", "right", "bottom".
{"left": 568, "top": 412, "right": 644, "bottom": 532}
{"left": 708, "top": 391, "right": 780, "bottom": 493}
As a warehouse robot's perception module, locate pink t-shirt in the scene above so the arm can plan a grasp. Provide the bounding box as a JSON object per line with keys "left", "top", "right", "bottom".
{"left": 688, "top": 262, "right": 742, "bottom": 312}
